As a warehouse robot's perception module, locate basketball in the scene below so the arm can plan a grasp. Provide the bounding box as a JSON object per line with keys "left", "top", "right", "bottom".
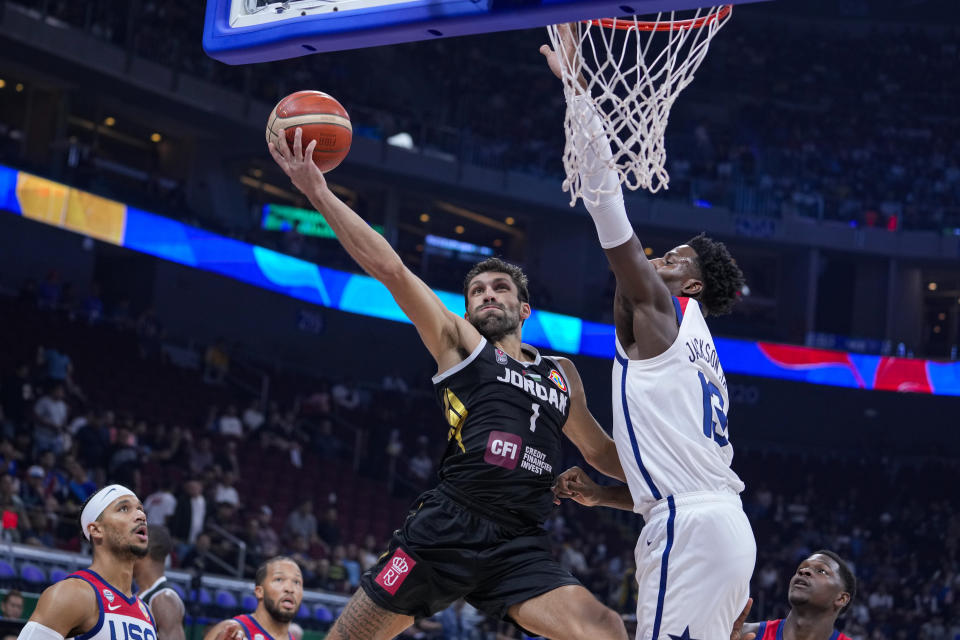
{"left": 266, "top": 90, "right": 352, "bottom": 173}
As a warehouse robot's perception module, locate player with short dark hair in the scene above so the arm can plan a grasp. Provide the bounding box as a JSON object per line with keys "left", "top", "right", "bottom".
{"left": 544, "top": 24, "right": 754, "bottom": 640}
{"left": 739, "top": 551, "right": 856, "bottom": 640}
{"left": 270, "top": 127, "right": 629, "bottom": 640}
{"left": 133, "top": 526, "right": 185, "bottom": 640}
{"left": 203, "top": 557, "right": 302, "bottom": 640}
{"left": 17, "top": 485, "right": 155, "bottom": 640}
{"left": 1, "top": 590, "right": 24, "bottom": 620}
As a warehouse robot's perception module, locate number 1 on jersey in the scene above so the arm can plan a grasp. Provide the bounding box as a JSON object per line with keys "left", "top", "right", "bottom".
{"left": 529, "top": 402, "right": 541, "bottom": 432}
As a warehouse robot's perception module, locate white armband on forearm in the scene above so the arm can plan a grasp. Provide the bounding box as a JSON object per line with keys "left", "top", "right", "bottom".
{"left": 18, "top": 622, "right": 66, "bottom": 640}
{"left": 567, "top": 95, "right": 632, "bottom": 249}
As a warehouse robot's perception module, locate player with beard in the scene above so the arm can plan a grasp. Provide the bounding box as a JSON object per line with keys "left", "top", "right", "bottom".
{"left": 737, "top": 551, "right": 856, "bottom": 640}
{"left": 270, "top": 130, "right": 629, "bottom": 640}
{"left": 17, "top": 485, "right": 155, "bottom": 640}
{"left": 203, "top": 557, "right": 303, "bottom": 640}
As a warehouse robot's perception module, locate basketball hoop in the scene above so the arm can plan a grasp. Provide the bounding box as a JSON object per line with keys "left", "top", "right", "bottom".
{"left": 547, "top": 6, "right": 732, "bottom": 205}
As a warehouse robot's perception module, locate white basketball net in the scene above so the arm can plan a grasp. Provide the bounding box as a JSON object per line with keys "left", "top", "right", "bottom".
{"left": 547, "top": 7, "right": 732, "bottom": 206}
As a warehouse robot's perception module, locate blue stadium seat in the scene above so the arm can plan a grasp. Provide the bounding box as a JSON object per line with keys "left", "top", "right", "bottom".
{"left": 215, "top": 590, "right": 238, "bottom": 609}
{"left": 190, "top": 588, "right": 213, "bottom": 605}
{"left": 313, "top": 605, "right": 333, "bottom": 623}
{"left": 0, "top": 561, "right": 15, "bottom": 579}
{"left": 169, "top": 582, "right": 186, "bottom": 600}
{"left": 20, "top": 564, "right": 46, "bottom": 585}
{"left": 296, "top": 604, "right": 311, "bottom": 620}
{"left": 241, "top": 594, "right": 258, "bottom": 611}
{"left": 50, "top": 568, "right": 69, "bottom": 582}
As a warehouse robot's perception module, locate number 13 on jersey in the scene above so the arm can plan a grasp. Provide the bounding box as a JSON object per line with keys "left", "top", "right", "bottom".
{"left": 698, "top": 372, "right": 729, "bottom": 447}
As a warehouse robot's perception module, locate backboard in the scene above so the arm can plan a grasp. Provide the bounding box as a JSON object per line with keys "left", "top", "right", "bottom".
{"left": 203, "top": 0, "right": 767, "bottom": 64}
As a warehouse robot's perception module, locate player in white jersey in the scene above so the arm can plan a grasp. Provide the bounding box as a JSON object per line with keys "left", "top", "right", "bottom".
{"left": 543, "top": 24, "right": 756, "bottom": 640}
{"left": 17, "top": 485, "right": 156, "bottom": 640}
{"left": 133, "top": 526, "right": 185, "bottom": 640}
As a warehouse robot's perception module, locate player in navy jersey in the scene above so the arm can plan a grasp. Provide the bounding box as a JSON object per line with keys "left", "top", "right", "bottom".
{"left": 271, "top": 129, "right": 629, "bottom": 639}
{"left": 738, "top": 551, "right": 856, "bottom": 640}
{"left": 203, "top": 557, "right": 303, "bottom": 640}
{"left": 17, "top": 485, "right": 155, "bottom": 640}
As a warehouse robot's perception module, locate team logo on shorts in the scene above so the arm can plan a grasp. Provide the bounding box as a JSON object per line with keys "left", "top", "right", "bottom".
{"left": 548, "top": 369, "right": 567, "bottom": 393}
{"left": 495, "top": 348, "right": 508, "bottom": 365}
{"left": 484, "top": 431, "right": 521, "bottom": 470}
{"left": 375, "top": 548, "right": 416, "bottom": 596}
{"left": 103, "top": 589, "right": 115, "bottom": 604}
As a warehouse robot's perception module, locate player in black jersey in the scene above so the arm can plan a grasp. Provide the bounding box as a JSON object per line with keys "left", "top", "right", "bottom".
{"left": 270, "top": 130, "right": 629, "bottom": 640}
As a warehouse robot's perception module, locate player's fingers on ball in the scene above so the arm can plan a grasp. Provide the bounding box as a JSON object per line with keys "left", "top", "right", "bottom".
{"left": 293, "top": 127, "right": 303, "bottom": 158}
{"left": 306, "top": 138, "right": 318, "bottom": 159}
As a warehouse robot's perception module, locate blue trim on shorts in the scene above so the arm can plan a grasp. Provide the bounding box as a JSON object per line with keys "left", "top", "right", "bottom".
{"left": 616, "top": 351, "right": 662, "bottom": 500}
{"left": 651, "top": 496, "right": 676, "bottom": 640}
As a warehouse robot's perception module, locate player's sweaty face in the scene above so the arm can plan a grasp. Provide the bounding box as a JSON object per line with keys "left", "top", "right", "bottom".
{"left": 102, "top": 497, "right": 149, "bottom": 558}
{"left": 649, "top": 244, "right": 699, "bottom": 294}
{"left": 466, "top": 273, "right": 523, "bottom": 341}
{"left": 788, "top": 554, "right": 844, "bottom": 608}
{"left": 260, "top": 560, "right": 303, "bottom": 623}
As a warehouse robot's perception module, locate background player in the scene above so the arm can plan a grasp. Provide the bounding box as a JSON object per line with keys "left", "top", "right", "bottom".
{"left": 543, "top": 24, "right": 756, "bottom": 640}
{"left": 738, "top": 551, "right": 856, "bottom": 640}
{"left": 269, "top": 128, "right": 628, "bottom": 640}
{"left": 133, "top": 526, "right": 185, "bottom": 640}
{"left": 203, "top": 557, "right": 302, "bottom": 640}
{"left": 17, "top": 485, "right": 155, "bottom": 640}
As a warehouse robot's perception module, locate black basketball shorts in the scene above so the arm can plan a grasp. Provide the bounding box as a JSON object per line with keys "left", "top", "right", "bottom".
{"left": 359, "top": 485, "right": 581, "bottom": 620}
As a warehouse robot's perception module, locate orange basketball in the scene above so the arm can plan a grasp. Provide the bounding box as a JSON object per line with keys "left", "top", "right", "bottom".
{"left": 266, "top": 90, "right": 352, "bottom": 173}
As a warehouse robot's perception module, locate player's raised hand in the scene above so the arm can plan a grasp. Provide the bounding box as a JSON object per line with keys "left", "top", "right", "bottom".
{"left": 268, "top": 127, "right": 327, "bottom": 197}
{"left": 552, "top": 465, "right": 602, "bottom": 506}
{"left": 540, "top": 23, "right": 586, "bottom": 91}
{"left": 729, "top": 598, "right": 756, "bottom": 640}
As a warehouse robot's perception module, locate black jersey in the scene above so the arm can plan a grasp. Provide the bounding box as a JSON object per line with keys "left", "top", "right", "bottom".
{"left": 431, "top": 338, "right": 572, "bottom": 526}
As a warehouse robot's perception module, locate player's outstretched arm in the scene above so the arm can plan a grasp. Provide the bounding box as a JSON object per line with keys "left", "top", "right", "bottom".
{"left": 553, "top": 466, "right": 634, "bottom": 511}
{"left": 543, "top": 28, "right": 677, "bottom": 347}
{"left": 269, "top": 129, "right": 479, "bottom": 367}
{"left": 20, "top": 580, "right": 98, "bottom": 639}
{"left": 555, "top": 357, "right": 625, "bottom": 482}
{"left": 150, "top": 592, "right": 186, "bottom": 640}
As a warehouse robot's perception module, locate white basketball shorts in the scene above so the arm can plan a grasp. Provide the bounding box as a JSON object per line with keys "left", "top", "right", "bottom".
{"left": 634, "top": 491, "right": 756, "bottom": 640}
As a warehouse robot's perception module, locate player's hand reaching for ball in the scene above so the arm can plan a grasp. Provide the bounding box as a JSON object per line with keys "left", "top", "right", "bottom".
{"left": 268, "top": 127, "right": 327, "bottom": 197}
{"left": 552, "top": 465, "right": 602, "bottom": 507}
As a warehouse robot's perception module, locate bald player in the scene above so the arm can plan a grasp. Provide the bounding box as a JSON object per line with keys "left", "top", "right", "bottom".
{"left": 17, "top": 485, "right": 155, "bottom": 640}
{"left": 134, "top": 526, "right": 185, "bottom": 640}
{"left": 203, "top": 557, "right": 303, "bottom": 640}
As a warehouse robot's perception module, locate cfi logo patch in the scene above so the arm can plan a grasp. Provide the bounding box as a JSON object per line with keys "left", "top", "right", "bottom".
{"left": 523, "top": 370, "right": 541, "bottom": 382}
{"left": 103, "top": 589, "right": 115, "bottom": 604}
{"left": 495, "top": 348, "right": 508, "bottom": 365}
{"left": 374, "top": 548, "right": 417, "bottom": 596}
{"left": 548, "top": 369, "right": 567, "bottom": 393}
{"left": 138, "top": 600, "right": 150, "bottom": 618}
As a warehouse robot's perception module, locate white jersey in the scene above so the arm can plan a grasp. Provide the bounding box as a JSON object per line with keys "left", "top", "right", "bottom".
{"left": 612, "top": 297, "right": 745, "bottom": 517}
